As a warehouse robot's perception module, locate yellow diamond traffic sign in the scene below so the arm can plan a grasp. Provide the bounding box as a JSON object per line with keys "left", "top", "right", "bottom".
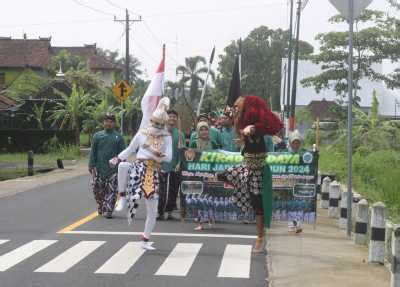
{"left": 113, "top": 80, "right": 134, "bottom": 102}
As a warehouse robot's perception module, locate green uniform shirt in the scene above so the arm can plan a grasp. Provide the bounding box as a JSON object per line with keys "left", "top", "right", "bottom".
{"left": 89, "top": 129, "right": 126, "bottom": 179}
{"left": 264, "top": 135, "right": 275, "bottom": 153}
{"left": 189, "top": 127, "right": 221, "bottom": 149}
{"left": 220, "top": 127, "right": 239, "bottom": 152}
{"left": 161, "top": 127, "right": 185, "bottom": 172}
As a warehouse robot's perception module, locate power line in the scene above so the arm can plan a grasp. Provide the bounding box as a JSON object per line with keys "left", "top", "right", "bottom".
{"left": 140, "top": 21, "right": 180, "bottom": 65}
{"left": 0, "top": 18, "right": 110, "bottom": 29}
{"left": 114, "top": 9, "right": 142, "bottom": 83}
{"left": 72, "top": 0, "right": 115, "bottom": 16}
{"left": 105, "top": 29, "right": 126, "bottom": 49}
{"left": 144, "top": 1, "right": 285, "bottom": 18}
{"left": 104, "top": 0, "right": 124, "bottom": 11}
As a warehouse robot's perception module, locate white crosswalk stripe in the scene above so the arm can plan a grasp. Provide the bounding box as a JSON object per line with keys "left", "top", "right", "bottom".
{"left": 217, "top": 244, "right": 253, "bottom": 278}
{"left": 0, "top": 240, "right": 254, "bottom": 277}
{"left": 0, "top": 240, "right": 57, "bottom": 271}
{"left": 95, "top": 242, "right": 145, "bottom": 274}
{"left": 35, "top": 241, "right": 105, "bottom": 273}
{"left": 155, "top": 243, "right": 202, "bottom": 276}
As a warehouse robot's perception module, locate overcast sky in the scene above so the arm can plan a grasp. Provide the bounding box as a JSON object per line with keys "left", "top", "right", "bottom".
{"left": 0, "top": 0, "right": 393, "bottom": 80}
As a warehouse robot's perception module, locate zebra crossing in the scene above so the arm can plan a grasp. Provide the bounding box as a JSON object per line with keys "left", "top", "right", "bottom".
{"left": 0, "top": 239, "right": 255, "bottom": 278}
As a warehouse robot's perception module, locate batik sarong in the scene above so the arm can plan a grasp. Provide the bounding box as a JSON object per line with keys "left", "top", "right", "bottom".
{"left": 91, "top": 173, "right": 118, "bottom": 216}
{"left": 126, "top": 160, "right": 161, "bottom": 223}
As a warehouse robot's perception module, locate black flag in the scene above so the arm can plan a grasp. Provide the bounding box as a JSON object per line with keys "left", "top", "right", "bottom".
{"left": 209, "top": 46, "right": 216, "bottom": 64}
{"left": 227, "top": 56, "right": 240, "bottom": 107}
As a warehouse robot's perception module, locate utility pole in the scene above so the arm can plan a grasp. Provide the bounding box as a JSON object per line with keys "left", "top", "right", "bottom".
{"left": 346, "top": 0, "right": 354, "bottom": 237}
{"left": 114, "top": 9, "right": 142, "bottom": 134}
{"left": 285, "top": 0, "right": 294, "bottom": 133}
{"left": 289, "top": 0, "right": 303, "bottom": 131}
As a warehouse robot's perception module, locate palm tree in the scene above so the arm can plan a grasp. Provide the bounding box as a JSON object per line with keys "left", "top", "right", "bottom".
{"left": 83, "top": 95, "right": 119, "bottom": 143}
{"left": 176, "top": 56, "right": 214, "bottom": 108}
{"left": 31, "top": 101, "right": 47, "bottom": 130}
{"left": 165, "top": 81, "right": 180, "bottom": 106}
{"left": 49, "top": 84, "right": 90, "bottom": 145}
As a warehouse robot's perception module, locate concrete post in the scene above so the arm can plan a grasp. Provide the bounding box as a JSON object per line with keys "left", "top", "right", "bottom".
{"left": 339, "top": 191, "right": 348, "bottom": 229}
{"left": 27, "top": 150, "right": 34, "bottom": 176}
{"left": 320, "top": 177, "right": 331, "bottom": 209}
{"left": 354, "top": 199, "right": 368, "bottom": 245}
{"left": 328, "top": 181, "right": 340, "bottom": 218}
{"left": 391, "top": 226, "right": 400, "bottom": 287}
{"left": 368, "top": 202, "right": 386, "bottom": 264}
{"left": 57, "top": 159, "right": 64, "bottom": 169}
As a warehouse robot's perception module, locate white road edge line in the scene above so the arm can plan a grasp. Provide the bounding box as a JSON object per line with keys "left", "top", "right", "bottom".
{"left": 63, "top": 231, "right": 257, "bottom": 239}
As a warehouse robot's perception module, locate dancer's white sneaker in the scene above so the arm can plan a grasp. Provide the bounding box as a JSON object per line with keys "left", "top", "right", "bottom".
{"left": 141, "top": 241, "right": 156, "bottom": 251}
{"left": 115, "top": 196, "right": 127, "bottom": 212}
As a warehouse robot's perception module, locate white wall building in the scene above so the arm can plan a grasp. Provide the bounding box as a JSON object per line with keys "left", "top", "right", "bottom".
{"left": 281, "top": 58, "right": 400, "bottom": 118}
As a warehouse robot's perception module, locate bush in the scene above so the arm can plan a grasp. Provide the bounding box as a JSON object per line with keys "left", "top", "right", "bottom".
{"left": 319, "top": 146, "right": 400, "bottom": 221}
{"left": 40, "top": 136, "right": 61, "bottom": 153}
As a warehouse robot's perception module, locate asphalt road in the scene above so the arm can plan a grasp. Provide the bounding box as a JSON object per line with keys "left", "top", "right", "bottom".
{"left": 0, "top": 175, "right": 267, "bottom": 287}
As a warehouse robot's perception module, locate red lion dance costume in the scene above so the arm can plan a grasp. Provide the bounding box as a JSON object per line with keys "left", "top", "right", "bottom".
{"left": 218, "top": 95, "right": 283, "bottom": 253}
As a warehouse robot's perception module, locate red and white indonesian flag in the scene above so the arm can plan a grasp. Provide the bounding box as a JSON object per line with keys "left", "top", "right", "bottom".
{"left": 139, "top": 46, "right": 165, "bottom": 130}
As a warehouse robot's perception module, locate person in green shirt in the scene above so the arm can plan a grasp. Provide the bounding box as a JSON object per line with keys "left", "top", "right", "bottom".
{"left": 189, "top": 114, "right": 222, "bottom": 149}
{"left": 285, "top": 129, "right": 305, "bottom": 234}
{"left": 220, "top": 114, "right": 239, "bottom": 152}
{"left": 157, "top": 110, "right": 186, "bottom": 221}
{"left": 88, "top": 114, "right": 125, "bottom": 218}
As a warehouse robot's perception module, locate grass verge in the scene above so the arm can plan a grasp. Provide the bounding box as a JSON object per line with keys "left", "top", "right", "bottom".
{"left": 319, "top": 147, "right": 400, "bottom": 222}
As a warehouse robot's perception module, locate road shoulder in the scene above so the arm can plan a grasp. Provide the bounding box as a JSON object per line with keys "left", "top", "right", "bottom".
{"left": 0, "top": 160, "right": 88, "bottom": 199}
{"left": 266, "top": 208, "right": 390, "bottom": 287}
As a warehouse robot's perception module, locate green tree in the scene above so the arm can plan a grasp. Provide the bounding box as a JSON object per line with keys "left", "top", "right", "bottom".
{"left": 31, "top": 101, "right": 47, "bottom": 130}
{"left": 176, "top": 56, "right": 215, "bottom": 108}
{"left": 83, "top": 95, "right": 119, "bottom": 143}
{"left": 97, "top": 48, "right": 143, "bottom": 84}
{"left": 49, "top": 84, "right": 90, "bottom": 145}
{"left": 301, "top": 10, "right": 400, "bottom": 103}
{"left": 48, "top": 50, "right": 87, "bottom": 77}
{"left": 5, "top": 69, "right": 49, "bottom": 101}
{"left": 216, "top": 26, "right": 314, "bottom": 111}
{"left": 370, "top": 90, "right": 379, "bottom": 128}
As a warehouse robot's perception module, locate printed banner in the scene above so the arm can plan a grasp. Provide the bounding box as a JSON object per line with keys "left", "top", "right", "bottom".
{"left": 181, "top": 149, "right": 318, "bottom": 223}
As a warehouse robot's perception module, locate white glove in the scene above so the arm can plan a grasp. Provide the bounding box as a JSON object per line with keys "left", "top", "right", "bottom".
{"left": 243, "top": 125, "right": 255, "bottom": 136}
{"left": 109, "top": 157, "right": 120, "bottom": 167}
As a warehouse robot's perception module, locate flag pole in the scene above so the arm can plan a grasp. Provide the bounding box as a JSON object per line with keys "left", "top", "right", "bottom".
{"left": 196, "top": 46, "right": 215, "bottom": 117}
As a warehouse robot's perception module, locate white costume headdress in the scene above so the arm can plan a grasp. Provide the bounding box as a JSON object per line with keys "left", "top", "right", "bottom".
{"left": 150, "top": 97, "right": 170, "bottom": 126}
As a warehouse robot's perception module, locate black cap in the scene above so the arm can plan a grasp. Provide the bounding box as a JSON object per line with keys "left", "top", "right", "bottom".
{"left": 104, "top": 113, "right": 116, "bottom": 122}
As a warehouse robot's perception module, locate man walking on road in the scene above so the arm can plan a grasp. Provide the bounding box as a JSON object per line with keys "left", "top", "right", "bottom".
{"left": 88, "top": 114, "right": 125, "bottom": 218}
{"left": 157, "top": 110, "right": 185, "bottom": 221}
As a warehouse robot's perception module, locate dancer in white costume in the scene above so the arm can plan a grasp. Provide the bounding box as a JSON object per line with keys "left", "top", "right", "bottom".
{"left": 110, "top": 98, "right": 172, "bottom": 251}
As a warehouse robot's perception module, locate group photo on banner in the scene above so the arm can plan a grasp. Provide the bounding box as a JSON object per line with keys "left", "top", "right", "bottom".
{"left": 179, "top": 148, "right": 319, "bottom": 229}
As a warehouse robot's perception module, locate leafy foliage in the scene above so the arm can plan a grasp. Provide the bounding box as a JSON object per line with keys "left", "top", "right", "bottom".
{"left": 301, "top": 9, "right": 400, "bottom": 103}
{"left": 317, "top": 93, "right": 400, "bottom": 220}
{"left": 49, "top": 84, "right": 91, "bottom": 145}
{"left": 48, "top": 50, "right": 87, "bottom": 77}
{"left": 176, "top": 56, "right": 214, "bottom": 108}
{"left": 216, "top": 26, "right": 313, "bottom": 110}
{"left": 31, "top": 101, "right": 47, "bottom": 130}
{"left": 5, "top": 69, "right": 49, "bottom": 101}
{"left": 96, "top": 48, "right": 143, "bottom": 84}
